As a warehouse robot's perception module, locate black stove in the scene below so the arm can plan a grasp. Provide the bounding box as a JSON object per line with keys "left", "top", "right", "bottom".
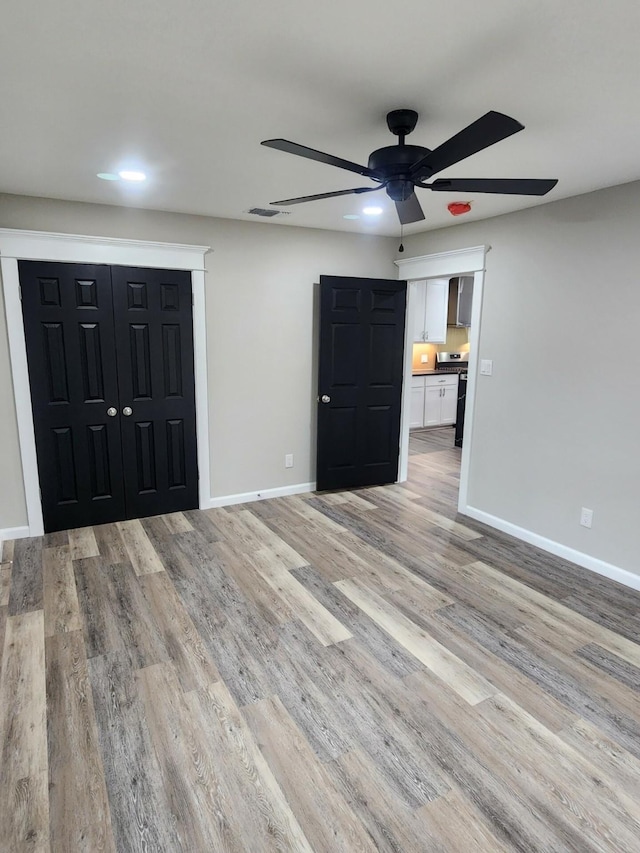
{"left": 435, "top": 352, "right": 469, "bottom": 447}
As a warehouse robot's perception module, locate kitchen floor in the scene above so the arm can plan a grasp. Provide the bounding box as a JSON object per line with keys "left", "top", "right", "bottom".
{"left": 409, "top": 424, "right": 458, "bottom": 454}
{"left": 2, "top": 439, "right": 640, "bottom": 850}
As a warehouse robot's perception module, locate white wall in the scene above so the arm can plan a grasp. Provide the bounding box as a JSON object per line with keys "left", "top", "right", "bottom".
{"left": 402, "top": 181, "right": 640, "bottom": 577}
{"left": 0, "top": 193, "right": 396, "bottom": 527}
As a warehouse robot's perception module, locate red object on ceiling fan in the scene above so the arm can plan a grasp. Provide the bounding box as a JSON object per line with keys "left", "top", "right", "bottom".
{"left": 447, "top": 201, "right": 472, "bottom": 216}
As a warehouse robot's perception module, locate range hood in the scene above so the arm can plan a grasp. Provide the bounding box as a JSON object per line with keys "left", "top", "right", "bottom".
{"left": 447, "top": 277, "right": 473, "bottom": 327}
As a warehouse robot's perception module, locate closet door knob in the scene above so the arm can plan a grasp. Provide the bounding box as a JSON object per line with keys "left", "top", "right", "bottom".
{"left": 107, "top": 407, "right": 117, "bottom": 417}
{"left": 122, "top": 406, "right": 133, "bottom": 416}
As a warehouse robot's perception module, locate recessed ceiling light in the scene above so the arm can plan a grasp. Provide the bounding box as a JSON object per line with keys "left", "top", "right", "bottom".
{"left": 96, "top": 172, "right": 119, "bottom": 181}
{"left": 118, "top": 170, "right": 146, "bottom": 182}
{"left": 343, "top": 214, "right": 360, "bottom": 220}
{"left": 362, "top": 206, "right": 383, "bottom": 215}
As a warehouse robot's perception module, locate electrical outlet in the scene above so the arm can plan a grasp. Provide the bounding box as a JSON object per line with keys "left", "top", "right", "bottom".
{"left": 480, "top": 359, "right": 493, "bottom": 376}
{"left": 420, "top": 354, "right": 428, "bottom": 363}
{"left": 580, "top": 507, "right": 593, "bottom": 528}
{"left": 285, "top": 453, "right": 294, "bottom": 468}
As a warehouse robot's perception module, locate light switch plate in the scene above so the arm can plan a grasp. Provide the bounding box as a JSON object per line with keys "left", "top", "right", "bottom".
{"left": 480, "top": 359, "right": 493, "bottom": 376}
{"left": 420, "top": 354, "right": 428, "bottom": 363}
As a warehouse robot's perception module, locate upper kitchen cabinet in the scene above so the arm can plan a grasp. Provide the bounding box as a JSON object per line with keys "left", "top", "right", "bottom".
{"left": 410, "top": 279, "right": 448, "bottom": 343}
{"left": 447, "top": 276, "right": 474, "bottom": 327}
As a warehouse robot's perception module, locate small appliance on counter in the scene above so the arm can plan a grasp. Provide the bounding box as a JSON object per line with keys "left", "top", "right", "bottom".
{"left": 435, "top": 351, "right": 469, "bottom": 373}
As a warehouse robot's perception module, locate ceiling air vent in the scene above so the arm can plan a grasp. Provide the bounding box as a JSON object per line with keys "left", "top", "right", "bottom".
{"left": 247, "top": 207, "right": 286, "bottom": 217}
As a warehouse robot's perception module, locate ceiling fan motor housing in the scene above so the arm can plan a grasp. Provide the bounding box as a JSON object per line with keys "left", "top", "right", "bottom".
{"left": 368, "top": 145, "right": 431, "bottom": 200}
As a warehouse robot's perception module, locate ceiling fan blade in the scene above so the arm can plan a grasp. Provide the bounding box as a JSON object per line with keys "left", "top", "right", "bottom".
{"left": 410, "top": 111, "right": 524, "bottom": 179}
{"left": 428, "top": 178, "right": 558, "bottom": 196}
{"left": 262, "top": 139, "right": 376, "bottom": 178}
{"left": 270, "top": 185, "right": 382, "bottom": 206}
{"left": 395, "top": 193, "right": 425, "bottom": 224}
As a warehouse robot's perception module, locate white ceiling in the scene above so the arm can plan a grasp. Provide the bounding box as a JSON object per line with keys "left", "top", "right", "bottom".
{"left": 2, "top": 0, "right": 640, "bottom": 237}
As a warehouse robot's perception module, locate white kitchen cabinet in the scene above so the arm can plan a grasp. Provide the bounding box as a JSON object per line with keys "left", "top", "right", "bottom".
{"left": 411, "top": 282, "right": 427, "bottom": 343}
{"left": 423, "top": 384, "right": 443, "bottom": 426}
{"left": 424, "top": 279, "right": 448, "bottom": 342}
{"left": 410, "top": 377, "right": 426, "bottom": 428}
{"left": 410, "top": 279, "right": 448, "bottom": 343}
{"left": 440, "top": 385, "right": 458, "bottom": 425}
{"left": 413, "top": 374, "right": 459, "bottom": 428}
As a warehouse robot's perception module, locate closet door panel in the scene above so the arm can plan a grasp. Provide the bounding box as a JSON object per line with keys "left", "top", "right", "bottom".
{"left": 111, "top": 266, "right": 198, "bottom": 519}
{"left": 19, "top": 260, "right": 126, "bottom": 532}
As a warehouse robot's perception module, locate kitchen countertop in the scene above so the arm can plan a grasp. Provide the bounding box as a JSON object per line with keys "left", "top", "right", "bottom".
{"left": 412, "top": 369, "right": 464, "bottom": 376}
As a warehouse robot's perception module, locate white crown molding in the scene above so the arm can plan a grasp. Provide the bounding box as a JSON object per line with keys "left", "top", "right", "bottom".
{"left": 394, "top": 245, "right": 489, "bottom": 280}
{"left": 462, "top": 505, "right": 640, "bottom": 593}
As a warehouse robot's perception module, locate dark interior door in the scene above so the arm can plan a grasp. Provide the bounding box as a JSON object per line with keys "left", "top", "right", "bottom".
{"left": 111, "top": 266, "right": 198, "bottom": 519}
{"left": 20, "top": 260, "right": 198, "bottom": 532}
{"left": 316, "top": 275, "right": 407, "bottom": 491}
{"left": 20, "top": 261, "right": 127, "bottom": 531}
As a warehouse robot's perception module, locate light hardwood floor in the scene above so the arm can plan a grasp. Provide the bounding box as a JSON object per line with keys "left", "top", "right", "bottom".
{"left": 2, "top": 427, "right": 640, "bottom": 851}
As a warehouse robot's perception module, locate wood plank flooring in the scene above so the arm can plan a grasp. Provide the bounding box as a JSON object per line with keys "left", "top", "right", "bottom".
{"left": 2, "top": 426, "right": 640, "bottom": 851}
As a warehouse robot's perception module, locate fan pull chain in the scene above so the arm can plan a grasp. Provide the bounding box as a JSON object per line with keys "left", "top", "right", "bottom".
{"left": 399, "top": 220, "right": 404, "bottom": 253}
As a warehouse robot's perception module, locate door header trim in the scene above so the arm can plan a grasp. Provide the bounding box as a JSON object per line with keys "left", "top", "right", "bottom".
{"left": 0, "top": 227, "right": 211, "bottom": 536}
{"left": 394, "top": 245, "right": 488, "bottom": 280}
{"left": 0, "top": 228, "right": 211, "bottom": 271}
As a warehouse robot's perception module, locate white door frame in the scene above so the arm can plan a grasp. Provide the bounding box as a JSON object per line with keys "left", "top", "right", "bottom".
{"left": 395, "top": 245, "right": 489, "bottom": 512}
{"left": 0, "top": 228, "right": 212, "bottom": 537}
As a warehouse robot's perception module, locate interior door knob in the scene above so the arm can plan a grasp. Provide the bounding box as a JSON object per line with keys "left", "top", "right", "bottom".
{"left": 122, "top": 406, "right": 133, "bottom": 416}
{"left": 107, "top": 407, "right": 117, "bottom": 417}
{"left": 321, "top": 395, "right": 331, "bottom": 403}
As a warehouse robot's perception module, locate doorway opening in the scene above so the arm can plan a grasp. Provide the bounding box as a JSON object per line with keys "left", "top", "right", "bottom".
{"left": 395, "top": 246, "right": 488, "bottom": 514}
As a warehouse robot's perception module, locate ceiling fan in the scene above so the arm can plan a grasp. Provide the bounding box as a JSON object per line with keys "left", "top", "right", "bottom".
{"left": 261, "top": 109, "right": 558, "bottom": 224}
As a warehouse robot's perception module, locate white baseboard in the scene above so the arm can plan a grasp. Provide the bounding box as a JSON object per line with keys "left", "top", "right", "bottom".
{"left": 205, "top": 481, "right": 316, "bottom": 509}
{"left": 462, "top": 505, "right": 640, "bottom": 593}
{"left": 0, "top": 525, "right": 31, "bottom": 557}
{"left": 0, "top": 485, "right": 318, "bottom": 551}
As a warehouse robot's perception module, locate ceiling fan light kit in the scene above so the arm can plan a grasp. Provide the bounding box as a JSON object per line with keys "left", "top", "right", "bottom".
{"left": 262, "top": 108, "right": 558, "bottom": 225}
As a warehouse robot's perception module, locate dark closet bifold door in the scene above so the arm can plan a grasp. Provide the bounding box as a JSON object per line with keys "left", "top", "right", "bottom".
{"left": 111, "top": 266, "right": 199, "bottom": 519}
{"left": 19, "top": 260, "right": 127, "bottom": 532}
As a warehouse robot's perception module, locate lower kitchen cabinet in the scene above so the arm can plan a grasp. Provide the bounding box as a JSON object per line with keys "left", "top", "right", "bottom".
{"left": 410, "top": 381, "right": 425, "bottom": 429}
{"left": 411, "top": 374, "right": 458, "bottom": 428}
